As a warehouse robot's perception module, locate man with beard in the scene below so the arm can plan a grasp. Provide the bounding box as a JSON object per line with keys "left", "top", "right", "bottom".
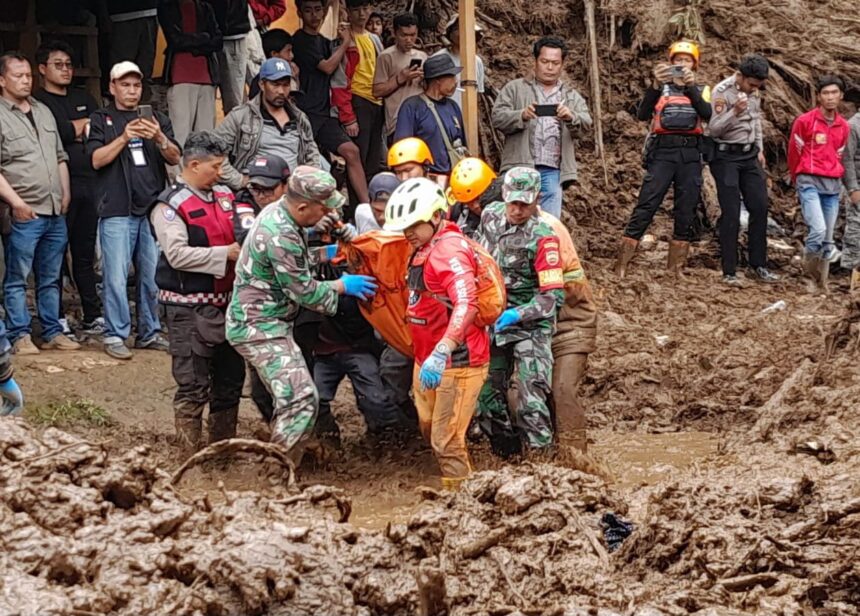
{"left": 213, "top": 57, "right": 320, "bottom": 192}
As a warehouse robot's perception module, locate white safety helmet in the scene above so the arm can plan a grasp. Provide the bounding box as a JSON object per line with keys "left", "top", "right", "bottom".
{"left": 384, "top": 177, "right": 448, "bottom": 232}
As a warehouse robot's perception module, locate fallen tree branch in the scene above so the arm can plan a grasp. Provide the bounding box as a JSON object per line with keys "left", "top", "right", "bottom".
{"left": 6, "top": 440, "right": 108, "bottom": 469}
{"left": 779, "top": 497, "right": 860, "bottom": 541}
{"left": 170, "top": 438, "right": 296, "bottom": 487}
{"left": 459, "top": 526, "right": 513, "bottom": 559}
{"left": 719, "top": 572, "right": 779, "bottom": 592}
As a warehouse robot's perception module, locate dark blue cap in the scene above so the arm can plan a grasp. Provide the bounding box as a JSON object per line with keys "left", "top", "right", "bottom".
{"left": 259, "top": 57, "right": 293, "bottom": 82}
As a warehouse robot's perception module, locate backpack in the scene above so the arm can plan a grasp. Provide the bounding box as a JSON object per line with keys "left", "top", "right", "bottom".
{"left": 418, "top": 234, "right": 506, "bottom": 328}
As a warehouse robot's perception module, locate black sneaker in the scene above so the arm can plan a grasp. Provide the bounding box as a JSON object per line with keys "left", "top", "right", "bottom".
{"left": 722, "top": 274, "right": 742, "bottom": 287}
{"left": 750, "top": 267, "right": 779, "bottom": 283}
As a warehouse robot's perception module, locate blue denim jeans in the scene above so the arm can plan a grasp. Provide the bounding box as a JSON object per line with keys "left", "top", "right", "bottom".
{"left": 99, "top": 215, "right": 161, "bottom": 344}
{"left": 3, "top": 216, "right": 67, "bottom": 343}
{"left": 799, "top": 185, "right": 840, "bottom": 257}
{"left": 314, "top": 350, "right": 404, "bottom": 434}
{"left": 536, "top": 165, "right": 563, "bottom": 219}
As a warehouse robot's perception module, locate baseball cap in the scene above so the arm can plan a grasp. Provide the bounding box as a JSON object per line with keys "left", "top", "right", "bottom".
{"left": 423, "top": 54, "right": 462, "bottom": 81}
{"left": 110, "top": 61, "right": 143, "bottom": 81}
{"left": 259, "top": 57, "right": 292, "bottom": 82}
{"left": 502, "top": 167, "right": 541, "bottom": 204}
{"left": 246, "top": 155, "right": 290, "bottom": 188}
{"left": 368, "top": 172, "right": 400, "bottom": 201}
{"left": 289, "top": 166, "right": 346, "bottom": 211}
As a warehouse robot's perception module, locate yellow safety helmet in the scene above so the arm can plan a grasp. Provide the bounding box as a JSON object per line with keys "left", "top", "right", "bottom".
{"left": 384, "top": 177, "right": 447, "bottom": 232}
{"left": 449, "top": 157, "right": 497, "bottom": 204}
{"left": 387, "top": 137, "right": 434, "bottom": 168}
{"left": 669, "top": 40, "right": 700, "bottom": 68}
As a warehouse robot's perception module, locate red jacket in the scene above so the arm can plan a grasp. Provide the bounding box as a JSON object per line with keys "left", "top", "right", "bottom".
{"left": 788, "top": 108, "right": 850, "bottom": 181}
{"left": 249, "top": 0, "right": 285, "bottom": 27}
{"left": 407, "top": 222, "right": 490, "bottom": 367}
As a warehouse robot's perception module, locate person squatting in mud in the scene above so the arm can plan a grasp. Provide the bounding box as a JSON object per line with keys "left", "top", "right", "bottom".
{"left": 615, "top": 41, "right": 712, "bottom": 278}
{"left": 476, "top": 167, "right": 566, "bottom": 457}
{"left": 150, "top": 132, "right": 246, "bottom": 452}
{"left": 446, "top": 157, "right": 598, "bottom": 454}
{"left": 225, "top": 166, "right": 378, "bottom": 459}
{"left": 384, "top": 177, "right": 490, "bottom": 489}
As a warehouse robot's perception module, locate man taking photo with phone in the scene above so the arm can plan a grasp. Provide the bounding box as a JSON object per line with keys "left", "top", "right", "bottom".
{"left": 491, "top": 36, "right": 592, "bottom": 219}
{"left": 89, "top": 61, "right": 181, "bottom": 360}
{"left": 372, "top": 12, "right": 426, "bottom": 145}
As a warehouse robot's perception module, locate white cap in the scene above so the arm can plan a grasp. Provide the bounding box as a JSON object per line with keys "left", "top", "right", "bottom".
{"left": 110, "top": 61, "right": 143, "bottom": 81}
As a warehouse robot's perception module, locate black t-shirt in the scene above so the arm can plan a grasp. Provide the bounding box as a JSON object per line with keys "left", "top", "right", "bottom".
{"left": 34, "top": 88, "right": 98, "bottom": 180}
{"left": 292, "top": 29, "right": 333, "bottom": 117}
{"left": 87, "top": 105, "right": 178, "bottom": 218}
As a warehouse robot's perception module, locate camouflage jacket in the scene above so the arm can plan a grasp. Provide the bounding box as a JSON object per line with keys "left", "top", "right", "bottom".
{"left": 479, "top": 201, "right": 565, "bottom": 345}
{"left": 226, "top": 199, "right": 339, "bottom": 345}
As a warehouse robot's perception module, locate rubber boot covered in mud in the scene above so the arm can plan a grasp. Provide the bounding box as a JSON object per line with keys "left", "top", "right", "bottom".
{"left": 175, "top": 409, "right": 203, "bottom": 455}
{"left": 667, "top": 240, "right": 690, "bottom": 277}
{"left": 208, "top": 406, "right": 239, "bottom": 444}
{"left": 551, "top": 352, "right": 588, "bottom": 452}
{"left": 614, "top": 237, "right": 638, "bottom": 278}
{"left": 802, "top": 252, "right": 823, "bottom": 293}
{"left": 817, "top": 255, "right": 830, "bottom": 295}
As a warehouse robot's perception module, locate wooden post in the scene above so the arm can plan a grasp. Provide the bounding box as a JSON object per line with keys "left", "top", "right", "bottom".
{"left": 584, "top": 0, "right": 608, "bottom": 184}
{"left": 459, "top": 0, "right": 479, "bottom": 155}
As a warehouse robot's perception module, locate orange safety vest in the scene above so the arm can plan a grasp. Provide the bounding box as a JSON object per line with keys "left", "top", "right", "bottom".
{"left": 652, "top": 85, "right": 704, "bottom": 135}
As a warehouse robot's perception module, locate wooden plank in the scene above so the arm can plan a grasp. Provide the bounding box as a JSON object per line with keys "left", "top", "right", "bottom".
{"left": 459, "top": 0, "right": 479, "bottom": 155}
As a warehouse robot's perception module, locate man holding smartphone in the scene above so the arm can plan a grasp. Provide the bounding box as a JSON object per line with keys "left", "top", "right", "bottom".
{"left": 89, "top": 61, "right": 181, "bottom": 360}
{"left": 372, "top": 13, "right": 426, "bottom": 145}
{"left": 492, "top": 37, "right": 592, "bottom": 219}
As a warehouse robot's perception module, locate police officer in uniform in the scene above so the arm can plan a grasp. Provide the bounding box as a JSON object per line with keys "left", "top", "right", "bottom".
{"left": 615, "top": 41, "right": 711, "bottom": 278}
{"left": 150, "top": 132, "right": 245, "bottom": 452}
{"left": 709, "top": 54, "right": 779, "bottom": 285}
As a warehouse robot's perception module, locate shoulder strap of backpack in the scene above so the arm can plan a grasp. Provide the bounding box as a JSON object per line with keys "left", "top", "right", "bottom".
{"left": 420, "top": 94, "right": 457, "bottom": 154}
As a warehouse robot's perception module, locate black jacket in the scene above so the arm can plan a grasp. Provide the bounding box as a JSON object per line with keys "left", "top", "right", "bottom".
{"left": 158, "top": 0, "right": 223, "bottom": 86}
{"left": 204, "top": 0, "right": 251, "bottom": 37}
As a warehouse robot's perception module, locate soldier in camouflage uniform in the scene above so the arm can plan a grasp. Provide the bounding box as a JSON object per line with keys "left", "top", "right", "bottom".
{"left": 226, "top": 166, "right": 379, "bottom": 455}
{"left": 477, "top": 167, "right": 565, "bottom": 456}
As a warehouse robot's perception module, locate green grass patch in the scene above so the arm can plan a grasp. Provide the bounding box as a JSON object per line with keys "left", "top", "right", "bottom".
{"left": 25, "top": 399, "right": 113, "bottom": 428}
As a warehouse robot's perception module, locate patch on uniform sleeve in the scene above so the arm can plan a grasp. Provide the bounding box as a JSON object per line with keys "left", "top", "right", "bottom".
{"left": 538, "top": 268, "right": 564, "bottom": 288}
{"left": 162, "top": 207, "right": 176, "bottom": 222}
{"left": 713, "top": 98, "right": 726, "bottom": 114}
{"left": 240, "top": 213, "right": 255, "bottom": 229}
{"left": 535, "top": 236, "right": 565, "bottom": 291}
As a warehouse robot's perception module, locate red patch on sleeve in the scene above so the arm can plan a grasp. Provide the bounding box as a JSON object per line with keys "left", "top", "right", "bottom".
{"left": 535, "top": 236, "right": 564, "bottom": 291}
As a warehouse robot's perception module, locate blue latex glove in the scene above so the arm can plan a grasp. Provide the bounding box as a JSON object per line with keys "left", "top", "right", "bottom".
{"left": 419, "top": 348, "right": 449, "bottom": 391}
{"left": 323, "top": 244, "right": 338, "bottom": 261}
{"left": 0, "top": 377, "right": 24, "bottom": 416}
{"left": 494, "top": 308, "right": 521, "bottom": 333}
{"left": 340, "top": 274, "right": 378, "bottom": 301}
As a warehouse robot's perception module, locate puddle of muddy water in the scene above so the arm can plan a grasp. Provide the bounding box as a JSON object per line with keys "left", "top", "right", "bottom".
{"left": 592, "top": 430, "right": 719, "bottom": 488}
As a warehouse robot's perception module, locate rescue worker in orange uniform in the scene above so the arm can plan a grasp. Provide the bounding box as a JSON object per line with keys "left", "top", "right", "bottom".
{"left": 384, "top": 177, "right": 490, "bottom": 489}
{"left": 615, "top": 41, "right": 712, "bottom": 277}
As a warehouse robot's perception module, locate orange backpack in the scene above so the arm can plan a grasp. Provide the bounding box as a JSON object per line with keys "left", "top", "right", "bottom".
{"left": 423, "top": 235, "right": 507, "bottom": 328}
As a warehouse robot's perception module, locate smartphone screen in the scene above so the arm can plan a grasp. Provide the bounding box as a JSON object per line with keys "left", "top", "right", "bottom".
{"left": 534, "top": 104, "right": 559, "bottom": 117}
{"left": 409, "top": 58, "right": 422, "bottom": 69}
{"left": 138, "top": 104, "right": 153, "bottom": 121}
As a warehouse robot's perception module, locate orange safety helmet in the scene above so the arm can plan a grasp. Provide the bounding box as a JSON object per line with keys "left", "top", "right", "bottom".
{"left": 668, "top": 40, "right": 700, "bottom": 68}
{"left": 449, "top": 157, "right": 497, "bottom": 203}
{"left": 387, "top": 137, "right": 434, "bottom": 168}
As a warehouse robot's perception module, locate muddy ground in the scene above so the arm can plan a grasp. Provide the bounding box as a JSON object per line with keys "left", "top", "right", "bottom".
{"left": 3, "top": 241, "right": 859, "bottom": 615}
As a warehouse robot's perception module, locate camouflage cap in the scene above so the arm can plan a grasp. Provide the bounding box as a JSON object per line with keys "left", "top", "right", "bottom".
{"left": 502, "top": 167, "right": 541, "bottom": 204}
{"left": 288, "top": 165, "right": 346, "bottom": 211}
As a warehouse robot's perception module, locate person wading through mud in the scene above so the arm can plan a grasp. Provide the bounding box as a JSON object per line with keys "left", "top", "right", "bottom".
{"left": 708, "top": 54, "right": 779, "bottom": 286}
{"left": 150, "top": 132, "right": 246, "bottom": 452}
{"left": 615, "top": 41, "right": 712, "bottom": 278}
{"left": 225, "top": 166, "right": 377, "bottom": 460}
{"left": 477, "top": 167, "right": 565, "bottom": 457}
{"left": 448, "top": 157, "right": 598, "bottom": 453}
{"left": 384, "top": 177, "right": 490, "bottom": 489}
{"left": 788, "top": 75, "right": 849, "bottom": 294}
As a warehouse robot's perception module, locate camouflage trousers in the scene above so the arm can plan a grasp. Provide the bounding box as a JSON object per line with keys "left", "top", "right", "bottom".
{"left": 476, "top": 331, "right": 555, "bottom": 452}
{"left": 234, "top": 336, "right": 319, "bottom": 452}
{"left": 841, "top": 201, "right": 860, "bottom": 270}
